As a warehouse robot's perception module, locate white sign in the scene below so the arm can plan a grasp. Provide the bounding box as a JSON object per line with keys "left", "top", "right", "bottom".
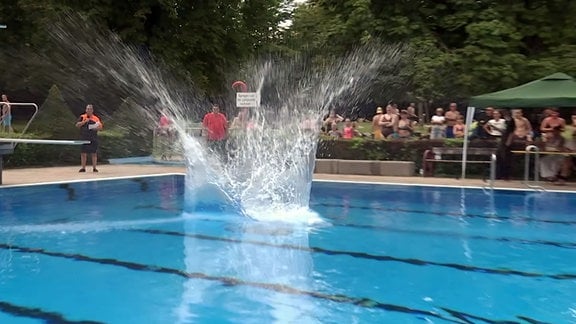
{"left": 236, "top": 92, "right": 260, "bottom": 107}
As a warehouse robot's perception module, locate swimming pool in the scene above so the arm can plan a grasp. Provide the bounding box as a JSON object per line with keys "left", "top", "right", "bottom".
{"left": 0, "top": 175, "right": 575, "bottom": 323}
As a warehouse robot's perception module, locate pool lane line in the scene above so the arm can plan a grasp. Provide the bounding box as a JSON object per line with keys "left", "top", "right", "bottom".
{"left": 324, "top": 219, "right": 576, "bottom": 250}
{"left": 439, "top": 307, "right": 551, "bottom": 324}
{"left": 313, "top": 202, "right": 576, "bottom": 226}
{"left": 0, "top": 243, "right": 528, "bottom": 324}
{"left": 0, "top": 301, "right": 103, "bottom": 324}
{"left": 133, "top": 229, "right": 576, "bottom": 281}
{"left": 135, "top": 211, "right": 576, "bottom": 250}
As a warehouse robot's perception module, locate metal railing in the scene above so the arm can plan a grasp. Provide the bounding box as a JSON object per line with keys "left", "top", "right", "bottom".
{"left": 0, "top": 102, "right": 39, "bottom": 148}
{"left": 523, "top": 145, "right": 546, "bottom": 191}
{"left": 481, "top": 153, "right": 497, "bottom": 192}
{"left": 152, "top": 127, "right": 203, "bottom": 162}
{"left": 489, "top": 153, "right": 496, "bottom": 189}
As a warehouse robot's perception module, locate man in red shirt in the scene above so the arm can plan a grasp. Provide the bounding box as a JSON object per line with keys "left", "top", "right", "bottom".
{"left": 202, "top": 104, "right": 228, "bottom": 158}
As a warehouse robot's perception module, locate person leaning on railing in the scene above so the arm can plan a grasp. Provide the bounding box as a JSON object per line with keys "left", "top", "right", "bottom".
{"left": 538, "top": 126, "right": 573, "bottom": 185}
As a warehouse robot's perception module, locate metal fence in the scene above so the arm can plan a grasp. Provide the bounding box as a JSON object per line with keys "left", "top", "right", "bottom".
{"left": 152, "top": 126, "right": 203, "bottom": 162}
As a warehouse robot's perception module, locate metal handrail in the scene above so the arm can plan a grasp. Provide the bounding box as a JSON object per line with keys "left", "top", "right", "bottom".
{"left": 489, "top": 153, "right": 496, "bottom": 189}
{"left": 523, "top": 145, "right": 546, "bottom": 191}
{"left": 482, "top": 153, "right": 497, "bottom": 192}
{"left": 0, "top": 102, "right": 39, "bottom": 149}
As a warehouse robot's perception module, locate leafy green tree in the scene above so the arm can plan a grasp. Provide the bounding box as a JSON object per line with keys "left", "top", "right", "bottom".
{"left": 289, "top": 0, "right": 576, "bottom": 101}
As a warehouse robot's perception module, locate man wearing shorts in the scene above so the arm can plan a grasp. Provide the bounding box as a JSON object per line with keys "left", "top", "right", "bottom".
{"left": 1, "top": 94, "right": 13, "bottom": 133}
{"left": 75, "top": 104, "right": 103, "bottom": 172}
{"left": 202, "top": 104, "right": 228, "bottom": 159}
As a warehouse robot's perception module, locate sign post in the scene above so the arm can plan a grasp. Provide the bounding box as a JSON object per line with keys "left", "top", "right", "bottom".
{"left": 236, "top": 92, "right": 260, "bottom": 108}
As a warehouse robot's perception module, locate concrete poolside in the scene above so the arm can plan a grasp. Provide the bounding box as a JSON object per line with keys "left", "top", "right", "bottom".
{"left": 1, "top": 164, "right": 576, "bottom": 192}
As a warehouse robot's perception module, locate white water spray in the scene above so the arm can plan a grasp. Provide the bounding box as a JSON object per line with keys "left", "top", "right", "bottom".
{"left": 43, "top": 13, "right": 408, "bottom": 222}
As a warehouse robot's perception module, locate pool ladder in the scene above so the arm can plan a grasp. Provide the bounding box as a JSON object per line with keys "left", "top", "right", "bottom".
{"left": 482, "top": 153, "right": 497, "bottom": 192}
{"left": 522, "top": 145, "right": 546, "bottom": 191}
{"left": 0, "top": 102, "right": 39, "bottom": 185}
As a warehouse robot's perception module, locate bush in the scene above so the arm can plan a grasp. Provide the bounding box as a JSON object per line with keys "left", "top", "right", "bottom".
{"left": 103, "top": 98, "right": 154, "bottom": 158}
{"left": 98, "top": 129, "right": 152, "bottom": 159}
{"left": 3, "top": 132, "right": 79, "bottom": 167}
{"left": 27, "top": 85, "right": 78, "bottom": 140}
{"left": 316, "top": 137, "right": 502, "bottom": 177}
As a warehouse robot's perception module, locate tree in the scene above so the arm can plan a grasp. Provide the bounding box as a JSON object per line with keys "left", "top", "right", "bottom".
{"left": 288, "top": 0, "right": 576, "bottom": 102}
{"left": 0, "top": 0, "right": 297, "bottom": 108}
{"left": 106, "top": 97, "right": 154, "bottom": 156}
{"left": 27, "top": 84, "right": 78, "bottom": 139}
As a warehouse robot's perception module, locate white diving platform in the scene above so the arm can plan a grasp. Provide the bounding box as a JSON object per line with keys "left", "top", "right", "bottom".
{"left": 0, "top": 138, "right": 90, "bottom": 185}
{"left": 0, "top": 138, "right": 90, "bottom": 145}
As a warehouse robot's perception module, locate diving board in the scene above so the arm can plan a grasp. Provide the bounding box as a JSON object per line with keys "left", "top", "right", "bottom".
{"left": 0, "top": 138, "right": 90, "bottom": 185}
{"left": 0, "top": 138, "right": 90, "bottom": 145}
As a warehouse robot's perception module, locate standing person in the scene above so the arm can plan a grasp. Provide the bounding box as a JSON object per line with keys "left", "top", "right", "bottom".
{"left": 202, "top": 104, "right": 228, "bottom": 158}
{"left": 453, "top": 116, "right": 466, "bottom": 138}
{"left": 444, "top": 102, "right": 460, "bottom": 138}
{"left": 157, "top": 110, "right": 174, "bottom": 160}
{"left": 378, "top": 105, "right": 398, "bottom": 139}
{"left": 75, "top": 104, "right": 103, "bottom": 172}
{"left": 497, "top": 109, "right": 533, "bottom": 180}
{"left": 540, "top": 107, "right": 566, "bottom": 140}
{"left": 429, "top": 108, "right": 446, "bottom": 139}
{"left": 406, "top": 103, "right": 419, "bottom": 126}
{"left": 322, "top": 109, "right": 344, "bottom": 132}
{"left": 1, "top": 94, "right": 13, "bottom": 133}
{"left": 372, "top": 107, "right": 384, "bottom": 139}
{"left": 539, "top": 126, "right": 571, "bottom": 184}
{"left": 484, "top": 109, "right": 507, "bottom": 139}
{"left": 472, "top": 107, "right": 494, "bottom": 139}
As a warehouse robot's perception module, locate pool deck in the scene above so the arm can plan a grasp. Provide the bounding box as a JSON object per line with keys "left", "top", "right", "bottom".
{"left": 2, "top": 164, "right": 576, "bottom": 192}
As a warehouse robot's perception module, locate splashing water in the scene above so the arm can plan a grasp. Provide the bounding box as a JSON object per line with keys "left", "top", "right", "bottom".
{"left": 193, "top": 47, "right": 408, "bottom": 221}
{"left": 43, "top": 13, "right": 408, "bottom": 222}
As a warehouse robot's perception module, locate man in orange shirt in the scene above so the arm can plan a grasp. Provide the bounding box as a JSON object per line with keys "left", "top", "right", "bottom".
{"left": 75, "top": 104, "right": 103, "bottom": 172}
{"left": 202, "top": 104, "right": 228, "bottom": 159}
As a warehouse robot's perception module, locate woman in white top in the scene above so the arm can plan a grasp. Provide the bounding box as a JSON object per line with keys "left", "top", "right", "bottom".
{"left": 484, "top": 110, "right": 507, "bottom": 138}
{"left": 429, "top": 108, "right": 445, "bottom": 139}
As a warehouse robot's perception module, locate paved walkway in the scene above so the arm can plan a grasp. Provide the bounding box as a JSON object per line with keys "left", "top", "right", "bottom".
{"left": 1, "top": 164, "right": 575, "bottom": 192}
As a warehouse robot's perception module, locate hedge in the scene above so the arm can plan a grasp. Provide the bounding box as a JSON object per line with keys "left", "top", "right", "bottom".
{"left": 316, "top": 138, "right": 503, "bottom": 177}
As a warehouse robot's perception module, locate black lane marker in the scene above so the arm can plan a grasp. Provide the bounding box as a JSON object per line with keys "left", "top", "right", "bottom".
{"left": 312, "top": 202, "right": 576, "bottom": 226}
{"left": 326, "top": 220, "right": 576, "bottom": 250}
{"left": 516, "top": 315, "right": 550, "bottom": 324}
{"left": 141, "top": 211, "right": 576, "bottom": 250}
{"left": 440, "top": 307, "right": 552, "bottom": 324}
{"left": 133, "top": 229, "right": 576, "bottom": 281}
{"left": 0, "top": 243, "right": 459, "bottom": 323}
{"left": 0, "top": 301, "right": 103, "bottom": 323}
{"left": 0, "top": 243, "right": 528, "bottom": 324}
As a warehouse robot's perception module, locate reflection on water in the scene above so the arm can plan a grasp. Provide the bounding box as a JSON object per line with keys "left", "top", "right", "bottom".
{"left": 175, "top": 214, "right": 323, "bottom": 323}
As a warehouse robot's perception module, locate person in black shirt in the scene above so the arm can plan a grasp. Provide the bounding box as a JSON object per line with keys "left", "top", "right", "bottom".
{"left": 472, "top": 107, "right": 494, "bottom": 139}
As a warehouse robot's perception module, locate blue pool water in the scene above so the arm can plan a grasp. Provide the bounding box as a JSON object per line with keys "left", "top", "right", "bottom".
{"left": 1, "top": 175, "right": 575, "bottom": 323}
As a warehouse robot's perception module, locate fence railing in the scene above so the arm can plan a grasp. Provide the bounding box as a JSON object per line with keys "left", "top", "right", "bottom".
{"left": 151, "top": 127, "right": 203, "bottom": 162}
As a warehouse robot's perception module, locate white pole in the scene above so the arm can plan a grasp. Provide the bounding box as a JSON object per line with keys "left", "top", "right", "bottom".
{"left": 461, "top": 106, "right": 475, "bottom": 179}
